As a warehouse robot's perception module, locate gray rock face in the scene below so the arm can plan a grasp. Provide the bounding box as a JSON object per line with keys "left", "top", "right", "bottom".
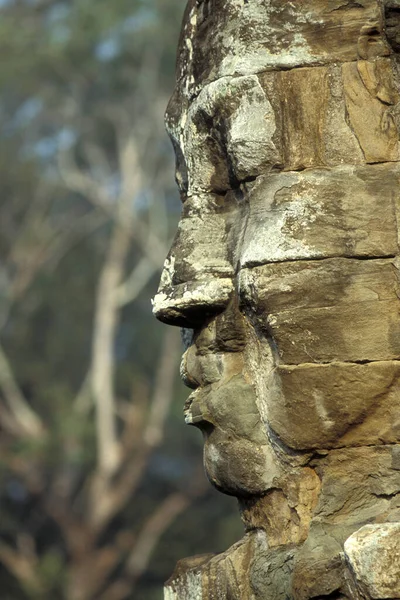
{"left": 154, "top": 0, "right": 400, "bottom": 597}
{"left": 344, "top": 524, "right": 400, "bottom": 598}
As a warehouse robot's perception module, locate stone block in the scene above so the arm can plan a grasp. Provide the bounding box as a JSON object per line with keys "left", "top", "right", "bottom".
{"left": 178, "top": 1, "right": 388, "bottom": 90}
{"left": 344, "top": 524, "right": 400, "bottom": 598}
{"left": 241, "top": 258, "right": 400, "bottom": 363}
{"left": 268, "top": 361, "right": 400, "bottom": 450}
{"left": 240, "top": 165, "right": 400, "bottom": 267}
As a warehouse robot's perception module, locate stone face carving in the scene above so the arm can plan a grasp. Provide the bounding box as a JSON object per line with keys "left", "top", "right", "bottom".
{"left": 154, "top": 1, "right": 400, "bottom": 597}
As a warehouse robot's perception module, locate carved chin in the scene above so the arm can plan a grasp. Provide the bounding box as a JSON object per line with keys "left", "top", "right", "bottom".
{"left": 203, "top": 433, "right": 280, "bottom": 497}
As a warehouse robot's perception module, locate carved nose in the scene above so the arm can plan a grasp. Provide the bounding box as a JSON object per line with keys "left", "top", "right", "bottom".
{"left": 152, "top": 261, "right": 234, "bottom": 327}
{"left": 152, "top": 192, "right": 240, "bottom": 328}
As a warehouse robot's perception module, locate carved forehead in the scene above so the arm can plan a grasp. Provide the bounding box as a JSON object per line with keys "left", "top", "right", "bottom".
{"left": 175, "top": 0, "right": 387, "bottom": 96}
{"left": 168, "top": 2, "right": 396, "bottom": 198}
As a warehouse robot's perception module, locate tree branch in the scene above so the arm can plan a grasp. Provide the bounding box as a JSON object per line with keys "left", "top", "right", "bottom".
{"left": 58, "top": 149, "right": 112, "bottom": 209}
{"left": 0, "top": 538, "right": 43, "bottom": 595}
{"left": 127, "top": 492, "right": 191, "bottom": 581}
{"left": 144, "top": 327, "right": 180, "bottom": 447}
{"left": 116, "top": 256, "right": 157, "bottom": 307}
{"left": 97, "top": 482, "right": 207, "bottom": 600}
{"left": 91, "top": 223, "right": 130, "bottom": 477}
{"left": 0, "top": 343, "right": 44, "bottom": 438}
{"left": 88, "top": 327, "right": 181, "bottom": 533}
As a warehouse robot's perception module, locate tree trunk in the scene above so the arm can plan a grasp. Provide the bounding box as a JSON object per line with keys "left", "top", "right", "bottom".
{"left": 155, "top": 1, "right": 400, "bottom": 598}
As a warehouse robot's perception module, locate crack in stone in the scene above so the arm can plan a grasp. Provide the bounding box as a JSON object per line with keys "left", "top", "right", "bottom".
{"left": 194, "top": 157, "right": 400, "bottom": 199}
{"left": 182, "top": 59, "right": 358, "bottom": 106}
{"left": 240, "top": 254, "right": 398, "bottom": 270}
{"left": 371, "top": 491, "right": 399, "bottom": 498}
{"left": 329, "top": 2, "right": 364, "bottom": 11}
{"left": 278, "top": 357, "right": 400, "bottom": 369}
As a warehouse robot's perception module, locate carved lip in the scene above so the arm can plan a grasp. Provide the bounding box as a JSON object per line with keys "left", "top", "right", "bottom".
{"left": 183, "top": 391, "right": 197, "bottom": 424}
{"left": 183, "top": 390, "right": 204, "bottom": 425}
{"left": 180, "top": 346, "right": 222, "bottom": 389}
{"left": 183, "top": 388, "right": 214, "bottom": 427}
{"left": 180, "top": 349, "right": 200, "bottom": 390}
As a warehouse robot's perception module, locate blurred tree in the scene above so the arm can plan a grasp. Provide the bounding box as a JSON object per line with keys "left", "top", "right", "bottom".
{"left": 0, "top": 1, "right": 243, "bottom": 599}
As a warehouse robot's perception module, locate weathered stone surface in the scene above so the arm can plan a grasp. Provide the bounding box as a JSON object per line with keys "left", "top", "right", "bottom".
{"left": 241, "top": 258, "right": 400, "bottom": 364}
{"left": 155, "top": 0, "right": 400, "bottom": 598}
{"left": 269, "top": 361, "right": 400, "bottom": 450}
{"left": 165, "top": 534, "right": 258, "bottom": 600}
{"left": 153, "top": 192, "right": 241, "bottom": 325}
{"left": 167, "top": 9, "right": 400, "bottom": 198}
{"left": 312, "top": 446, "right": 400, "bottom": 524}
{"left": 342, "top": 59, "right": 400, "bottom": 162}
{"left": 240, "top": 164, "right": 400, "bottom": 267}
{"left": 385, "top": 1, "right": 400, "bottom": 52}
{"left": 261, "top": 64, "right": 366, "bottom": 170}
{"left": 165, "top": 532, "right": 296, "bottom": 600}
{"left": 344, "top": 524, "right": 400, "bottom": 598}
{"left": 164, "top": 554, "right": 214, "bottom": 600}
{"left": 239, "top": 467, "right": 321, "bottom": 547}
{"left": 167, "top": 76, "right": 281, "bottom": 196}
{"left": 152, "top": 278, "right": 234, "bottom": 327}
{"left": 291, "top": 527, "right": 348, "bottom": 599}
{"left": 176, "top": 0, "right": 389, "bottom": 93}
{"left": 167, "top": 58, "right": 400, "bottom": 195}
{"left": 184, "top": 349, "right": 285, "bottom": 495}
{"left": 262, "top": 58, "right": 400, "bottom": 170}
